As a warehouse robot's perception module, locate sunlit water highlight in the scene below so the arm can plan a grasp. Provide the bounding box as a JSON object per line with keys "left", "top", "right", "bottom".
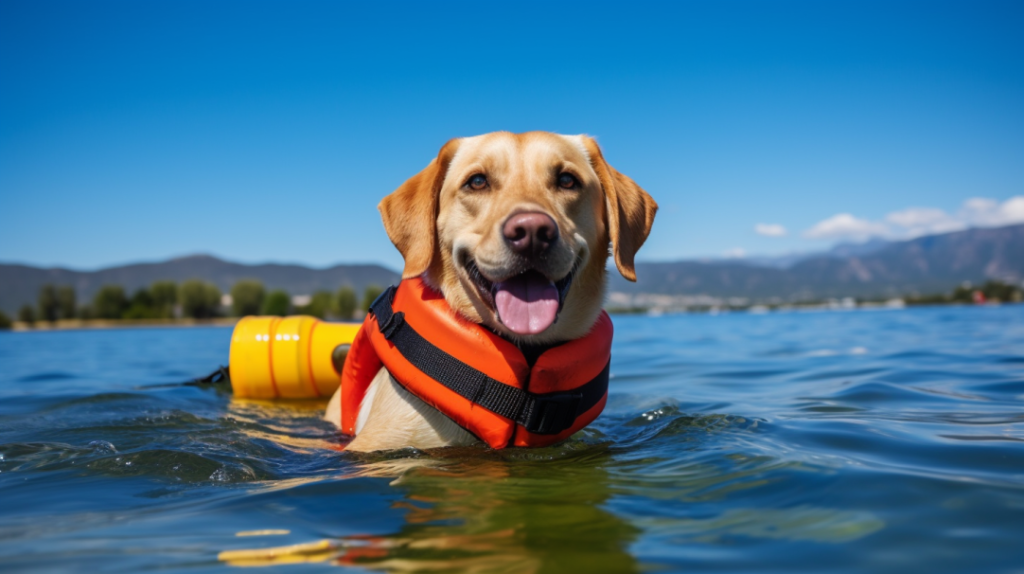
{"left": 1, "top": 305, "right": 1022, "bottom": 572}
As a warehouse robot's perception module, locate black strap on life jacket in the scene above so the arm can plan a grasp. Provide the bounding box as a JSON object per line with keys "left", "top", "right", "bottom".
{"left": 369, "top": 286, "right": 609, "bottom": 436}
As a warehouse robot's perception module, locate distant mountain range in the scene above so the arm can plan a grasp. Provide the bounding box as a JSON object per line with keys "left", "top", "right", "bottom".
{"left": 0, "top": 255, "right": 400, "bottom": 315}
{"left": 611, "top": 223, "right": 1024, "bottom": 301}
{"left": 740, "top": 238, "right": 893, "bottom": 269}
{"left": 2, "top": 224, "right": 1023, "bottom": 314}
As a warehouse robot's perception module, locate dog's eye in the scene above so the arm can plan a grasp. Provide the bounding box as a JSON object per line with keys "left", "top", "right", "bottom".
{"left": 466, "top": 174, "right": 488, "bottom": 191}
{"left": 557, "top": 173, "right": 578, "bottom": 190}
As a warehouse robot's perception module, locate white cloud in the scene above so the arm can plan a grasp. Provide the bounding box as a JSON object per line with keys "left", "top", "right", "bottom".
{"left": 804, "top": 213, "right": 889, "bottom": 242}
{"left": 755, "top": 223, "right": 787, "bottom": 237}
{"left": 884, "top": 207, "right": 965, "bottom": 237}
{"left": 723, "top": 247, "right": 747, "bottom": 258}
{"left": 804, "top": 196, "right": 1024, "bottom": 243}
{"left": 959, "top": 196, "right": 1024, "bottom": 227}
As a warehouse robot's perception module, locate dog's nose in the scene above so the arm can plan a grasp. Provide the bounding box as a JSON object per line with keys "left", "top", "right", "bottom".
{"left": 503, "top": 212, "right": 559, "bottom": 256}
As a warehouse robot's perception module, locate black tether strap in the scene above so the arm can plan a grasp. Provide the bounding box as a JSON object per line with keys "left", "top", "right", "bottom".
{"left": 186, "top": 365, "right": 230, "bottom": 386}
{"left": 369, "top": 286, "right": 609, "bottom": 435}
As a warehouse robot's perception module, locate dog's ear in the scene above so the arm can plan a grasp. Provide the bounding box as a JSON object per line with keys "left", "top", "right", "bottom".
{"left": 378, "top": 138, "right": 461, "bottom": 279}
{"left": 581, "top": 136, "right": 658, "bottom": 282}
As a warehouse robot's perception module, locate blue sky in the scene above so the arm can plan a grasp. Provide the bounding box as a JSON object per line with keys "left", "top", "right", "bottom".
{"left": 1, "top": 0, "right": 1022, "bottom": 271}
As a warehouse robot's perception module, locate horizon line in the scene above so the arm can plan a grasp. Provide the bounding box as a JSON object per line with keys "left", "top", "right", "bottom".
{"left": 3, "top": 222, "right": 1021, "bottom": 273}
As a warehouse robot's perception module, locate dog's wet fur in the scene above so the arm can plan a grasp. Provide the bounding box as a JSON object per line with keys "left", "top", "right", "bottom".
{"left": 325, "top": 132, "right": 656, "bottom": 452}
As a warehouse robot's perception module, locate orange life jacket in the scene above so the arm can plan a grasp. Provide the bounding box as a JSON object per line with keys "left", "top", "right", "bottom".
{"left": 339, "top": 277, "right": 612, "bottom": 449}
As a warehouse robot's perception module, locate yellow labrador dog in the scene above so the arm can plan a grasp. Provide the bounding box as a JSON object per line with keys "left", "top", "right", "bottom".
{"left": 325, "top": 131, "right": 656, "bottom": 452}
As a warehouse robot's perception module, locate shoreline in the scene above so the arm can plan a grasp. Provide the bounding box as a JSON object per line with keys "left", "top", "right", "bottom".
{"left": 8, "top": 317, "right": 240, "bottom": 332}
{"left": 6, "top": 301, "right": 1020, "bottom": 332}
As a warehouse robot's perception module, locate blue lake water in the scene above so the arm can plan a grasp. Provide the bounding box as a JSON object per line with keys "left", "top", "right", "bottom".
{"left": 1, "top": 305, "right": 1022, "bottom": 572}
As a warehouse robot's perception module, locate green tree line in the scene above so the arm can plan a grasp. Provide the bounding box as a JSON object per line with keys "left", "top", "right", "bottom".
{"left": 10, "top": 281, "right": 384, "bottom": 326}
{"left": 228, "top": 281, "right": 382, "bottom": 320}
{"left": 905, "top": 280, "right": 1024, "bottom": 305}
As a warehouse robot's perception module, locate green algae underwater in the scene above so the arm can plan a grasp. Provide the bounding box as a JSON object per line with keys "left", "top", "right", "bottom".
{"left": 2, "top": 305, "right": 1023, "bottom": 572}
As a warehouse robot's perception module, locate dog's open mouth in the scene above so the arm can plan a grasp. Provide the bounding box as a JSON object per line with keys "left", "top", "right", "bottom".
{"left": 465, "top": 260, "right": 577, "bottom": 336}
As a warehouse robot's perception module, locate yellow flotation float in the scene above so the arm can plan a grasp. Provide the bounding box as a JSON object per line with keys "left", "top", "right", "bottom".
{"left": 227, "top": 316, "right": 360, "bottom": 399}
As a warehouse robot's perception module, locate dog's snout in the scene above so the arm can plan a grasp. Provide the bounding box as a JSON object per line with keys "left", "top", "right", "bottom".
{"left": 503, "top": 212, "right": 559, "bottom": 256}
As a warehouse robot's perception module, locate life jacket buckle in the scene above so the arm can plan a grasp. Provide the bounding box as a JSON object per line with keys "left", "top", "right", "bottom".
{"left": 522, "top": 391, "right": 583, "bottom": 435}
{"left": 369, "top": 285, "right": 404, "bottom": 340}
{"left": 378, "top": 311, "right": 405, "bottom": 340}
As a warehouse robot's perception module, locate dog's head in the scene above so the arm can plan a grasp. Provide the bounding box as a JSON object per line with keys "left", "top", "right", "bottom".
{"left": 379, "top": 131, "right": 657, "bottom": 344}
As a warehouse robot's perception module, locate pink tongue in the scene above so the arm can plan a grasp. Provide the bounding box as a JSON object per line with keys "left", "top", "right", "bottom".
{"left": 494, "top": 271, "right": 560, "bottom": 335}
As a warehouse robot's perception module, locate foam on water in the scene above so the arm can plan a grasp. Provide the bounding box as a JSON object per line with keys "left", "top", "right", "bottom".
{"left": 1, "top": 307, "right": 1022, "bottom": 572}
